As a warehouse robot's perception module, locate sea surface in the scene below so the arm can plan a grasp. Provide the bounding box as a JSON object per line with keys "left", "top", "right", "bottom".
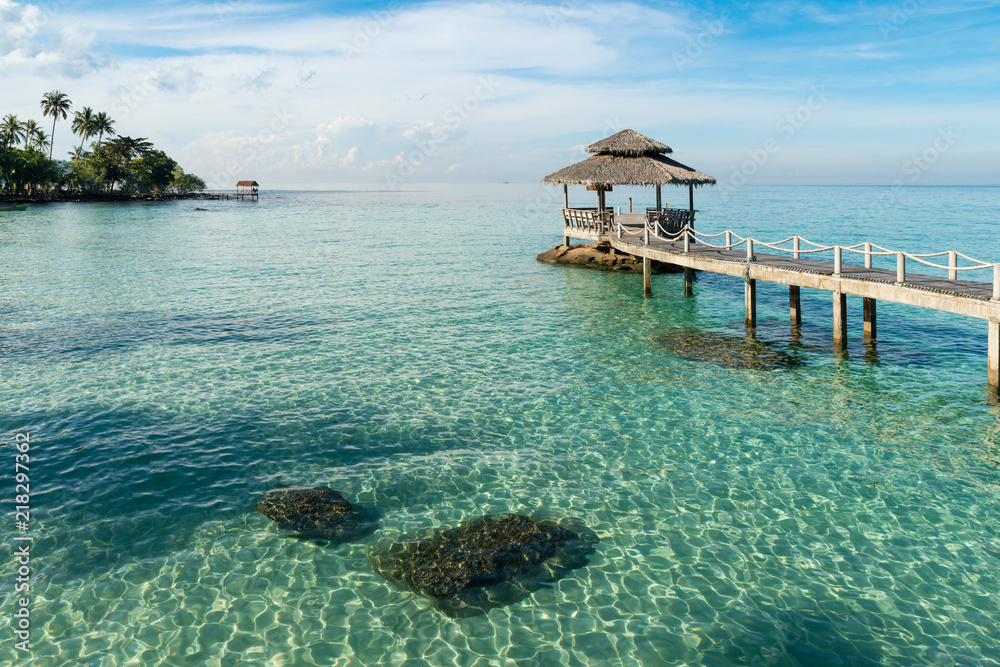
{"left": 2, "top": 184, "right": 1000, "bottom": 666}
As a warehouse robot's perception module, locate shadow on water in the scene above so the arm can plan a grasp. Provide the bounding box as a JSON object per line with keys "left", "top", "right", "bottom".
{"left": 655, "top": 326, "right": 805, "bottom": 371}
{"left": 744, "top": 319, "right": 943, "bottom": 367}
{"left": 653, "top": 313, "right": 962, "bottom": 374}
{"left": 0, "top": 311, "right": 324, "bottom": 361}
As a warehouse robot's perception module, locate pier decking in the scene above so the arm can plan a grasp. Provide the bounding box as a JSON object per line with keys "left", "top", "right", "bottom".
{"left": 565, "top": 213, "right": 1000, "bottom": 387}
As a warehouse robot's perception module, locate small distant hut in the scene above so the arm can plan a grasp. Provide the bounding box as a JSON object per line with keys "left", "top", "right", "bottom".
{"left": 542, "top": 129, "right": 715, "bottom": 243}
{"left": 236, "top": 180, "right": 259, "bottom": 200}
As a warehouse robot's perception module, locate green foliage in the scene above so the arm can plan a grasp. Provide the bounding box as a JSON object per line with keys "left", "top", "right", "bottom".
{"left": 4, "top": 98, "right": 206, "bottom": 197}
{"left": 169, "top": 168, "right": 207, "bottom": 194}
{"left": 0, "top": 147, "right": 62, "bottom": 195}
{"left": 66, "top": 158, "right": 105, "bottom": 194}
{"left": 134, "top": 150, "right": 177, "bottom": 193}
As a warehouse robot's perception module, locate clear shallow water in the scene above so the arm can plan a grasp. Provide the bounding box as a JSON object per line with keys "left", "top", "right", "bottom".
{"left": 2, "top": 185, "right": 1000, "bottom": 666}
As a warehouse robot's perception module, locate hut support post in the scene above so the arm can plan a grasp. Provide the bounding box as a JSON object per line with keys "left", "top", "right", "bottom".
{"left": 989, "top": 319, "right": 999, "bottom": 388}
{"left": 863, "top": 297, "right": 877, "bottom": 339}
{"left": 789, "top": 286, "right": 801, "bottom": 327}
{"left": 833, "top": 292, "right": 847, "bottom": 349}
{"left": 563, "top": 184, "right": 568, "bottom": 208}
{"left": 745, "top": 279, "right": 756, "bottom": 328}
{"left": 684, "top": 268, "right": 694, "bottom": 297}
{"left": 656, "top": 185, "right": 662, "bottom": 211}
{"left": 643, "top": 257, "right": 652, "bottom": 297}
{"left": 688, "top": 184, "right": 694, "bottom": 211}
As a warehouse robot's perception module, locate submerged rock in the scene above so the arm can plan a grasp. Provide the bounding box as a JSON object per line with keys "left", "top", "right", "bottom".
{"left": 256, "top": 485, "right": 378, "bottom": 541}
{"left": 537, "top": 243, "right": 678, "bottom": 273}
{"left": 371, "top": 513, "right": 599, "bottom": 617}
{"left": 656, "top": 328, "right": 803, "bottom": 370}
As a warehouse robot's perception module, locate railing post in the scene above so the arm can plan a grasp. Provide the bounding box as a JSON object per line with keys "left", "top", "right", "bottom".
{"left": 617, "top": 222, "right": 622, "bottom": 240}
{"left": 725, "top": 231, "right": 732, "bottom": 250}
{"left": 747, "top": 238, "right": 754, "bottom": 260}
{"left": 994, "top": 264, "right": 1000, "bottom": 301}
{"left": 864, "top": 242, "right": 872, "bottom": 269}
{"left": 793, "top": 236, "right": 800, "bottom": 260}
{"left": 644, "top": 226, "right": 649, "bottom": 246}
{"left": 683, "top": 228, "right": 690, "bottom": 253}
{"left": 949, "top": 251, "right": 957, "bottom": 281}
{"left": 834, "top": 246, "right": 842, "bottom": 276}
{"left": 897, "top": 252, "right": 906, "bottom": 284}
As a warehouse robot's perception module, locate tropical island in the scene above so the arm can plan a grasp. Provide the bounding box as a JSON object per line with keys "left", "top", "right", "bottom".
{"left": 0, "top": 90, "right": 206, "bottom": 201}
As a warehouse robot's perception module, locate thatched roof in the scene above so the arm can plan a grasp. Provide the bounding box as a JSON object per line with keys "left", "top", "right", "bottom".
{"left": 543, "top": 129, "right": 715, "bottom": 186}
{"left": 236, "top": 180, "right": 259, "bottom": 187}
{"left": 586, "top": 129, "right": 671, "bottom": 156}
{"left": 542, "top": 153, "right": 716, "bottom": 186}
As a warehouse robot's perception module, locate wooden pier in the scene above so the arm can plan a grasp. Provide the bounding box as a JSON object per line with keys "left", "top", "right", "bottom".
{"left": 542, "top": 129, "right": 1000, "bottom": 389}
{"left": 565, "top": 213, "right": 1000, "bottom": 388}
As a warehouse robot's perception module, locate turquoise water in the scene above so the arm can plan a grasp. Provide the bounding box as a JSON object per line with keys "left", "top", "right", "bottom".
{"left": 2, "top": 185, "right": 1000, "bottom": 666}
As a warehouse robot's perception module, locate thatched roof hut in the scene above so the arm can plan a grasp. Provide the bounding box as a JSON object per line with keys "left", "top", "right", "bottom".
{"left": 542, "top": 129, "right": 715, "bottom": 213}
{"left": 542, "top": 129, "right": 715, "bottom": 187}
{"left": 236, "top": 180, "right": 259, "bottom": 200}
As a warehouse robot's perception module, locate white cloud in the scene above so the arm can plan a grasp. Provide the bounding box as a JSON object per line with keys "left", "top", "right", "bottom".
{"left": 0, "top": 1, "right": 98, "bottom": 75}
{"left": 337, "top": 146, "right": 358, "bottom": 169}
{"left": 0, "top": 0, "right": 42, "bottom": 44}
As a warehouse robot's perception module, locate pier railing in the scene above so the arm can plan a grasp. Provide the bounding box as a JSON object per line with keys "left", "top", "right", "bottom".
{"left": 615, "top": 218, "right": 1000, "bottom": 299}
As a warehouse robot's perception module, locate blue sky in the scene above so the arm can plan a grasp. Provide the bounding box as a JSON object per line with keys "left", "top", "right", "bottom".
{"left": 2, "top": 0, "right": 999, "bottom": 187}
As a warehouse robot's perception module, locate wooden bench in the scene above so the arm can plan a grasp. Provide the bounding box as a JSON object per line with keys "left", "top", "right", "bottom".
{"left": 646, "top": 208, "right": 697, "bottom": 234}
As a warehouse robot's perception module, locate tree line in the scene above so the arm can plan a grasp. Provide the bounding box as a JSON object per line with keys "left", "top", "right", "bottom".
{"left": 0, "top": 90, "right": 206, "bottom": 197}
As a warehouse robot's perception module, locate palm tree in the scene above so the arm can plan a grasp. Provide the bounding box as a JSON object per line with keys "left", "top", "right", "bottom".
{"left": 40, "top": 90, "right": 72, "bottom": 160}
{"left": 32, "top": 129, "right": 50, "bottom": 153}
{"left": 1, "top": 114, "right": 25, "bottom": 149}
{"left": 71, "top": 107, "right": 96, "bottom": 153}
{"left": 22, "top": 120, "right": 41, "bottom": 149}
{"left": 92, "top": 112, "right": 116, "bottom": 149}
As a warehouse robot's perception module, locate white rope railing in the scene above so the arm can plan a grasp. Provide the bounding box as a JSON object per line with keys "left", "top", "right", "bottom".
{"left": 607, "top": 217, "right": 1000, "bottom": 300}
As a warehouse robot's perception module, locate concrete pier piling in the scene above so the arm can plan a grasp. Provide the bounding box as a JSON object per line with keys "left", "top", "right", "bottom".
{"left": 789, "top": 286, "right": 801, "bottom": 327}
{"left": 833, "top": 292, "right": 847, "bottom": 349}
{"left": 863, "top": 297, "right": 877, "bottom": 339}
